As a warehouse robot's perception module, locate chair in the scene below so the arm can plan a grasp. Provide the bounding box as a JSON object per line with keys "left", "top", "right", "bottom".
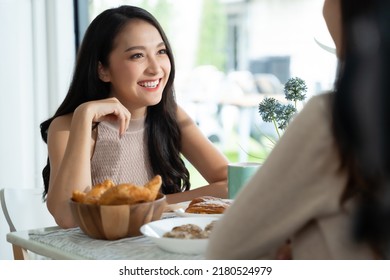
{"left": 0, "top": 188, "right": 56, "bottom": 260}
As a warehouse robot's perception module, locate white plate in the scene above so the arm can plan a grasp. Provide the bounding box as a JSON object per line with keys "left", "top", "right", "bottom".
{"left": 140, "top": 217, "right": 218, "bottom": 255}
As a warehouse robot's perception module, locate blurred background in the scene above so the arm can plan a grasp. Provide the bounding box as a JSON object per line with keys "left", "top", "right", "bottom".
{"left": 0, "top": 0, "right": 337, "bottom": 259}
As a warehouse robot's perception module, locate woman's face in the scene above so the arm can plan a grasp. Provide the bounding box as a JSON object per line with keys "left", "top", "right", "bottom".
{"left": 323, "top": 0, "right": 342, "bottom": 58}
{"left": 99, "top": 19, "right": 171, "bottom": 117}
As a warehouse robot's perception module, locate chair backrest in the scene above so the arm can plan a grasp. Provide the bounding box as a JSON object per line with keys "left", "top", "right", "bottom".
{"left": 0, "top": 188, "right": 56, "bottom": 232}
{"left": 0, "top": 188, "right": 56, "bottom": 259}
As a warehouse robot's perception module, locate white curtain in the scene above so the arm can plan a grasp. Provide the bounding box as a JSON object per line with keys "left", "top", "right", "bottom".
{"left": 0, "top": 0, "right": 75, "bottom": 260}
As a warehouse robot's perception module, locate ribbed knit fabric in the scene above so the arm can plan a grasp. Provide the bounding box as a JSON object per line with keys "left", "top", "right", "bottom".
{"left": 91, "top": 117, "right": 153, "bottom": 186}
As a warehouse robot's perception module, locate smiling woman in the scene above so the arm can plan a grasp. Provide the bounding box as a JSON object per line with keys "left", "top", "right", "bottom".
{"left": 39, "top": 5, "right": 228, "bottom": 229}
{"left": 87, "top": 0, "right": 336, "bottom": 163}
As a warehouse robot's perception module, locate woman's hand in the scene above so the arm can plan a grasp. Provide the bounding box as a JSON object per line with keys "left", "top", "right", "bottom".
{"left": 75, "top": 97, "right": 131, "bottom": 136}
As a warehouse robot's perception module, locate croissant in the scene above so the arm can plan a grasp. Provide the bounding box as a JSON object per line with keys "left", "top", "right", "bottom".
{"left": 71, "top": 179, "right": 115, "bottom": 204}
{"left": 84, "top": 179, "right": 115, "bottom": 204}
{"left": 71, "top": 175, "right": 162, "bottom": 206}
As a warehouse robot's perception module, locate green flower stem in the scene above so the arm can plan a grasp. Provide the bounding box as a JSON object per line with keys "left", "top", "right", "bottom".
{"left": 272, "top": 118, "right": 281, "bottom": 139}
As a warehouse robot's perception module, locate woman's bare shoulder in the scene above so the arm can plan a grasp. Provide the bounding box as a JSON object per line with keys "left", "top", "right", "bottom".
{"left": 176, "top": 106, "right": 198, "bottom": 132}
{"left": 49, "top": 114, "right": 73, "bottom": 133}
{"left": 176, "top": 105, "right": 195, "bottom": 122}
{"left": 176, "top": 105, "right": 187, "bottom": 118}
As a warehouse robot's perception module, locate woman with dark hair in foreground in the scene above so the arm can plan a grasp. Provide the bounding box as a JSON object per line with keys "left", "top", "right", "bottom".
{"left": 207, "top": 0, "right": 390, "bottom": 259}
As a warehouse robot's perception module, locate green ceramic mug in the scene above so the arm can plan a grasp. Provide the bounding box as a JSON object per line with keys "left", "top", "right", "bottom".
{"left": 228, "top": 162, "right": 261, "bottom": 199}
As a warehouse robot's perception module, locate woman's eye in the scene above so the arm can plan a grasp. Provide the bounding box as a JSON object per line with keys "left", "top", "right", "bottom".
{"left": 158, "top": 49, "right": 168, "bottom": 55}
{"left": 130, "top": 53, "right": 143, "bottom": 59}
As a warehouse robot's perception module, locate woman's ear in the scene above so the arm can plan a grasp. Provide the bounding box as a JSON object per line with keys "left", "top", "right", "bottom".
{"left": 98, "top": 61, "right": 111, "bottom": 82}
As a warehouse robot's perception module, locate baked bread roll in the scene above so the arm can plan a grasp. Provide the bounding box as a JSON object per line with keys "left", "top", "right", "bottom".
{"left": 185, "top": 196, "right": 231, "bottom": 214}
{"left": 171, "top": 224, "right": 203, "bottom": 234}
{"left": 162, "top": 223, "right": 203, "bottom": 239}
{"left": 163, "top": 221, "right": 217, "bottom": 239}
{"left": 98, "top": 184, "right": 148, "bottom": 205}
{"left": 188, "top": 196, "right": 223, "bottom": 207}
{"left": 71, "top": 179, "right": 115, "bottom": 204}
{"left": 98, "top": 175, "right": 162, "bottom": 205}
{"left": 71, "top": 175, "right": 162, "bottom": 205}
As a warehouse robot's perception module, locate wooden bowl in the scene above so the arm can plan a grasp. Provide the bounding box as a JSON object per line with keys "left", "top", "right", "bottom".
{"left": 69, "top": 193, "right": 167, "bottom": 240}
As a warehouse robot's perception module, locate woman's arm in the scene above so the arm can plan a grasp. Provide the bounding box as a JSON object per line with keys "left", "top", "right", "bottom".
{"left": 165, "top": 106, "right": 229, "bottom": 204}
{"left": 46, "top": 98, "right": 131, "bottom": 228}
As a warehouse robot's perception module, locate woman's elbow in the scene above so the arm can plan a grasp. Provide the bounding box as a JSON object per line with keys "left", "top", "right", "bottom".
{"left": 47, "top": 201, "right": 77, "bottom": 229}
{"left": 54, "top": 215, "right": 77, "bottom": 229}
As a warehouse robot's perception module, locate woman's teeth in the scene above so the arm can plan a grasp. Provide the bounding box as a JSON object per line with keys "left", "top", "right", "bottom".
{"left": 139, "top": 80, "right": 159, "bottom": 88}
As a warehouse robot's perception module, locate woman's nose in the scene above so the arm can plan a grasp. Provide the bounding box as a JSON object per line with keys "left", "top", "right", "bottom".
{"left": 145, "top": 56, "right": 162, "bottom": 75}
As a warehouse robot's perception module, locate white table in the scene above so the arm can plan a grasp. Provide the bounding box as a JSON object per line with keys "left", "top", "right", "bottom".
{"left": 6, "top": 214, "right": 204, "bottom": 260}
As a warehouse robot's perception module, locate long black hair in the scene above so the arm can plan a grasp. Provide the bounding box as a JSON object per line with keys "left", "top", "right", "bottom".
{"left": 40, "top": 5, "right": 190, "bottom": 198}
{"left": 332, "top": 0, "right": 390, "bottom": 257}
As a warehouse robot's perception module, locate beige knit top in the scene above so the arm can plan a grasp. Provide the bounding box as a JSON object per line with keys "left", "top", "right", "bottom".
{"left": 206, "top": 93, "right": 374, "bottom": 259}
{"left": 91, "top": 117, "right": 153, "bottom": 186}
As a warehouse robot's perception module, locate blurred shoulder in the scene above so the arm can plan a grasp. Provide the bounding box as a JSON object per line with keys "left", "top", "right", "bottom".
{"left": 287, "top": 92, "right": 334, "bottom": 135}
{"left": 300, "top": 92, "right": 333, "bottom": 119}
{"left": 306, "top": 92, "right": 333, "bottom": 110}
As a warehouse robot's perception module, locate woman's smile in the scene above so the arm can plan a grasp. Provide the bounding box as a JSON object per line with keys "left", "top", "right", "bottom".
{"left": 137, "top": 78, "right": 161, "bottom": 90}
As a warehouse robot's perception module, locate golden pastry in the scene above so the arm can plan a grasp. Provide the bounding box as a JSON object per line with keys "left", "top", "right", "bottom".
{"left": 185, "top": 196, "right": 231, "bottom": 214}
{"left": 71, "top": 175, "right": 162, "bottom": 206}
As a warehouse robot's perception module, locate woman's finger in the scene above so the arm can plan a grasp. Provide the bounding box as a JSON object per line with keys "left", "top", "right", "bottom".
{"left": 119, "top": 108, "right": 131, "bottom": 137}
